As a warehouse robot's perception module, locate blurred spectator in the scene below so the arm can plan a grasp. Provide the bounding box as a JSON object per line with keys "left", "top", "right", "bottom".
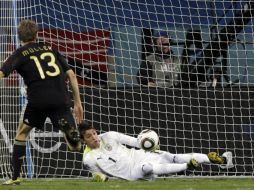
{"left": 137, "top": 31, "right": 181, "bottom": 87}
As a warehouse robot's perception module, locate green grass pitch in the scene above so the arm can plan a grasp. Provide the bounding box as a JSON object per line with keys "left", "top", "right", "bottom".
{"left": 0, "top": 178, "right": 254, "bottom": 190}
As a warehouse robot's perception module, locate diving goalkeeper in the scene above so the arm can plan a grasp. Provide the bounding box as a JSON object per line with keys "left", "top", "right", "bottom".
{"left": 79, "top": 121, "right": 234, "bottom": 181}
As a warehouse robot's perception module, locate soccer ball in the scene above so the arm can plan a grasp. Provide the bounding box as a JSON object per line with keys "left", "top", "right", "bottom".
{"left": 137, "top": 129, "right": 159, "bottom": 151}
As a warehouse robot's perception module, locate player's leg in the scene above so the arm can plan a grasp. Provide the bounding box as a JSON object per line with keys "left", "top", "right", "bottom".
{"left": 171, "top": 153, "right": 210, "bottom": 164}
{"left": 131, "top": 153, "right": 199, "bottom": 180}
{"left": 59, "top": 117, "right": 81, "bottom": 151}
{"left": 2, "top": 105, "right": 46, "bottom": 185}
{"left": 2, "top": 122, "right": 32, "bottom": 185}
{"left": 161, "top": 151, "right": 233, "bottom": 169}
{"left": 174, "top": 152, "right": 234, "bottom": 168}
{"left": 50, "top": 107, "right": 81, "bottom": 151}
{"left": 155, "top": 151, "right": 210, "bottom": 164}
{"left": 141, "top": 159, "right": 199, "bottom": 177}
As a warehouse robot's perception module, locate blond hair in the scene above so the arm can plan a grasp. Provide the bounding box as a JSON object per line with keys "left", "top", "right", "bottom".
{"left": 18, "top": 19, "right": 38, "bottom": 42}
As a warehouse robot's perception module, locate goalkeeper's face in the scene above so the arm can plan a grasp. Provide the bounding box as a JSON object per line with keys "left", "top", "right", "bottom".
{"left": 82, "top": 129, "right": 100, "bottom": 149}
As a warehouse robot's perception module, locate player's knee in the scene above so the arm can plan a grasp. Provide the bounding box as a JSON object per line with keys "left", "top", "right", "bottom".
{"left": 15, "top": 123, "right": 32, "bottom": 140}
{"left": 142, "top": 163, "right": 153, "bottom": 175}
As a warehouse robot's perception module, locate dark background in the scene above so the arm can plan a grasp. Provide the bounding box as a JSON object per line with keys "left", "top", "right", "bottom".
{"left": 1, "top": 86, "right": 254, "bottom": 178}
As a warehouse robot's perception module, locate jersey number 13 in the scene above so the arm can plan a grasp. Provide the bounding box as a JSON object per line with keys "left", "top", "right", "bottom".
{"left": 30, "top": 52, "right": 60, "bottom": 79}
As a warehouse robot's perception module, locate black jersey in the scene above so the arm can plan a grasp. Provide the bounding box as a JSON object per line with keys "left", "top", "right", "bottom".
{"left": 1, "top": 42, "right": 71, "bottom": 108}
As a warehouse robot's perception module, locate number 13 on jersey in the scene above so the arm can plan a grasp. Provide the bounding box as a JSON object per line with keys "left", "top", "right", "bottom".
{"left": 30, "top": 52, "right": 60, "bottom": 79}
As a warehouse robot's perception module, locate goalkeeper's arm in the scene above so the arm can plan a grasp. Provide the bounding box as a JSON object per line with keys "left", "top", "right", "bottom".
{"left": 104, "top": 131, "right": 160, "bottom": 151}
{"left": 102, "top": 131, "right": 140, "bottom": 148}
{"left": 83, "top": 152, "right": 109, "bottom": 182}
{"left": 84, "top": 162, "right": 108, "bottom": 182}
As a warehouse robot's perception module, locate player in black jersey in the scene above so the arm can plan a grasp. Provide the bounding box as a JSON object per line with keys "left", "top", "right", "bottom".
{"left": 0, "top": 19, "right": 84, "bottom": 185}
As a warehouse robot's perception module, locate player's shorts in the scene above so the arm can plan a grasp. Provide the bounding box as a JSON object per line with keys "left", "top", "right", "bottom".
{"left": 22, "top": 104, "right": 76, "bottom": 130}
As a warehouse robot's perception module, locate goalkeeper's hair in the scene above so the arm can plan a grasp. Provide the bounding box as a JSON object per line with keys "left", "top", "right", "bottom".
{"left": 78, "top": 120, "right": 94, "bottom": 138}
{"left": 18, "top": 19, "right": 38, "bottom": 42}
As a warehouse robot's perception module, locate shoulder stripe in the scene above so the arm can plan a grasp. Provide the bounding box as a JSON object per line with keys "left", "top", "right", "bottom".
{"left": 83, "top": 146, "right": 91, "bottom": 157}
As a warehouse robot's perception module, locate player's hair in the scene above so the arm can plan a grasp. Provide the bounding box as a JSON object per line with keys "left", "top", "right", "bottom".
{"left": 18, "top": 19, "right": 38, "bottom": 42}
{"left": 78, "top": 121, "right": 95, "bottom": 138}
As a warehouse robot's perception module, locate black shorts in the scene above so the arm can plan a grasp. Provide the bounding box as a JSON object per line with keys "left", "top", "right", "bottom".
{"left": 23, "top": 104, "right": 76, "bottom": 130}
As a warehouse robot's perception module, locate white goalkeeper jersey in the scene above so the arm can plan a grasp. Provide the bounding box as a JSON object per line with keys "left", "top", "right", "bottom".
{"left": 82, "top": 131, "right": 156, "bottom": 181}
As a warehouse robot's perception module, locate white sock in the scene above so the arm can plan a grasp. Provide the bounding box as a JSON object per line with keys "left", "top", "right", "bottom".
{"left": 152, "top": 163, "right": 188, "bottom": 175}
{"left": 173, "top": 153, "right": 210, "bottom": 163}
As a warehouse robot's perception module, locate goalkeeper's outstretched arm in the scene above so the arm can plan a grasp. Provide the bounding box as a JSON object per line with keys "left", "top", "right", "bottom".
{"left": 103, "top": 131, "right": 140, "bottom": 148}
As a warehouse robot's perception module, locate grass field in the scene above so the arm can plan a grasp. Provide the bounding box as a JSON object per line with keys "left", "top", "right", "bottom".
{"left": 1, "top": 178, "right": 254, "bottom": 190}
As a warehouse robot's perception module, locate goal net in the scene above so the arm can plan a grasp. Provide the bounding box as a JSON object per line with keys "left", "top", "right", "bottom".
{"left": 1, "top": 0, "right": 254, "bottom": 179}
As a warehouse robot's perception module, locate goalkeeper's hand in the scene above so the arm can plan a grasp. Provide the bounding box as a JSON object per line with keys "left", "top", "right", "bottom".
{"left": 91, "top": 172, "right": 108, "bottom": 182}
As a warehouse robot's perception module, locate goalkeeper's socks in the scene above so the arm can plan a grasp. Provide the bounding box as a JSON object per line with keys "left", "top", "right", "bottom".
{"left": 12, "top": 140, "right": 26, "bottom": 180}
{"left": 152, "top": 163, "right": 188, "bottom": 175}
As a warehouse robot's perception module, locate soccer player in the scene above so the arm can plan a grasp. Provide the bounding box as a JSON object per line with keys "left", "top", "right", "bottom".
{"left": 0, "top": 19, "right": 83, "bottom": 185}
{"left": 79, "top": 121, "right": 234, "bottom": 181}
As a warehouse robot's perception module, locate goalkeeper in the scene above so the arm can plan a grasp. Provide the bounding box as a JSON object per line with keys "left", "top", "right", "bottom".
{"left": 80, "top": 121, "right": 233, "bottom": 181}
{"left": 0, "top": 19, "right": 83, "bottom": 185}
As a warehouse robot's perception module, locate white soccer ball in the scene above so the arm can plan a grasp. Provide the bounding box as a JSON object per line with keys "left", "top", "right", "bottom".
{"left": 137, "top": 129, "right": 159, "bottom": 151}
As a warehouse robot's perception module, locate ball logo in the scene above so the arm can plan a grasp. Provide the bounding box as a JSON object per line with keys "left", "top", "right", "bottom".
{"left": 141, "top": 138, "right": 155, "bottom": 150}
{"left": 138, "top": 129, "right": 159, "bottom": 151}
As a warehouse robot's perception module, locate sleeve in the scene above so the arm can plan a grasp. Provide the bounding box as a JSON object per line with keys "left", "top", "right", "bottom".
{"left": 54, "top": 50, "right": 71, "bottom": 72}
{"left": 136, "top": 59, "right": 154, "bottom": 85}
{"left": 0, "top": 53, "right": 19, "bottom": 77}
{"left": 103, "top": 131, "right": 140, "bottom": 148}
{"left": 83, "top": 154, "right": 109, "bottom": 182}
{"left": 83, "top": 153, "right": 101, "bottom": 173}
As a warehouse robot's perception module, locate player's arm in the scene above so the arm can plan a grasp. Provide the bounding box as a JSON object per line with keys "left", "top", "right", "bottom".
{"left": 83, "top": 151, "right": 108, "bottom": 182}
{"left": 84, "top": 162, "right": 108, "bottom": 182}
{"left": 55, "top": 50, "right": 84, "bottom": 123}
{"left": 104, "top": 131, "right": 140, "bottom": 148}
{"left": 0, "top": 54, "right": 17, "bottom": 79}
{"left": 66, "top": 69, "right": 84, "bottom": 124}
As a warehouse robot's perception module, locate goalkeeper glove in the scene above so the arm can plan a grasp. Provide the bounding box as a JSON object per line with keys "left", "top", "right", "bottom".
{"left": 91, "top": 172, "right": 108, "bottom": 182}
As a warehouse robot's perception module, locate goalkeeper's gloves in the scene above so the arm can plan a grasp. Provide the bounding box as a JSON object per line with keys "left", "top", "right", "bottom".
{"left": 91, "top": 172, "right": 108, "bottom": 182}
